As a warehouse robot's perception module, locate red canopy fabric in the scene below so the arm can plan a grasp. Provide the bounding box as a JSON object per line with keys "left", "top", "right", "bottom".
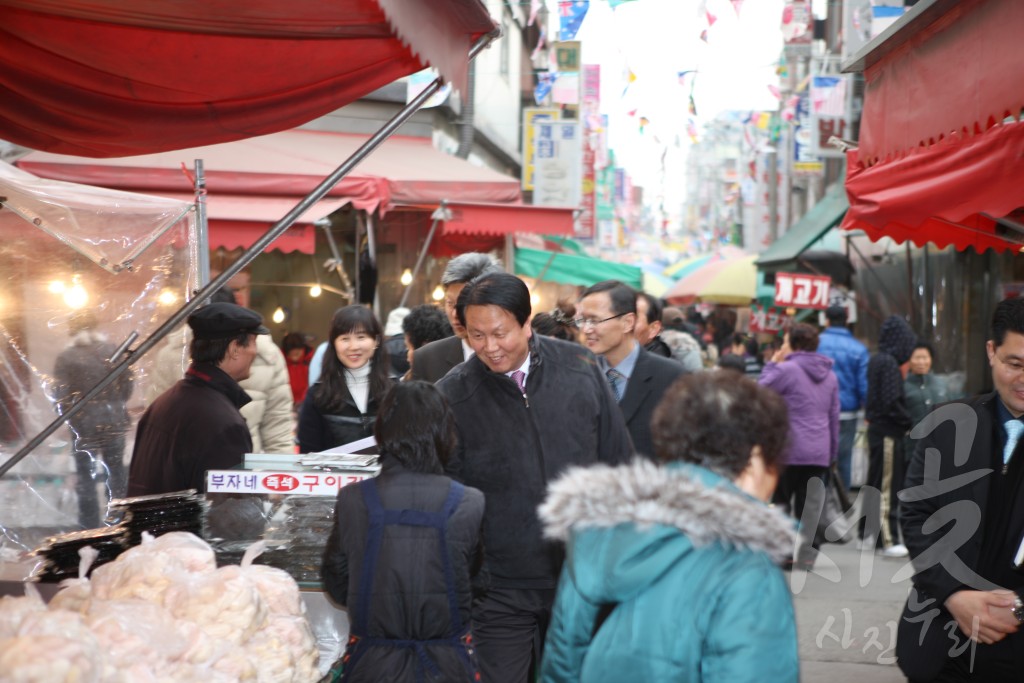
{"left": 440, "top": 202, "right": 575, "bottom": 237}
{"left": 842, "top": 0, "right": 1024, "bottom": 252}
{"left": 17, "top": 129, "right": 522, "bottom": 215}
{"left": 0, "top": 0, "right": 495, "bottom": 158}
{"left": 842, "top": 121, "right": 1024, "bottom": 253}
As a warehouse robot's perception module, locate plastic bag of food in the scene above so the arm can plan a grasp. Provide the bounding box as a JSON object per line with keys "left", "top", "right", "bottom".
{"left": 48, "top": 546, "right": 100, "bottom": 614}
{"left": 0, "top": 634, "right": 104, "bottom": 683}
{"left": 0, "top": 583, "right": 46, "bottom": 639}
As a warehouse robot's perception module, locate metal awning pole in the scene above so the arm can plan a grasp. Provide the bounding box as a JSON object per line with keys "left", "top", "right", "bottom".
{"left": 397, "top": 201, "right": 447, "bottom": 309}
{"left": 0, "top": 31, "right": 499, "bottom": 478}
{"left": 195, "top": 159, "right": 210, "bottom": 289}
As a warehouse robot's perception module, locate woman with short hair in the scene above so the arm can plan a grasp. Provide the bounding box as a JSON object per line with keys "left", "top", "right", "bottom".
{"left": 539, "top": 372, "right": 799, "bottom": 683}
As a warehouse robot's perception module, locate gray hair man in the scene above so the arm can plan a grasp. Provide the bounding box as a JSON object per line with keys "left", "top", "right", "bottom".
{"left": 410, "top": 252, "right": 503, "bottom": 383}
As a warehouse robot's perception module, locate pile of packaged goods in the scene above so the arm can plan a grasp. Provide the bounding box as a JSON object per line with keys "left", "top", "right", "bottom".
{"left": 0, "top": 532, "right": 320, "bottom": 682}
{"left": 110, "top": 490, "right": 205, "bottom": 547}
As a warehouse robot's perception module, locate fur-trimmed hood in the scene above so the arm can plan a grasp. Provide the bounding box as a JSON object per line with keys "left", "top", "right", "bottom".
{"left": 540, "top": 459, "right": 795, "bottom": 572}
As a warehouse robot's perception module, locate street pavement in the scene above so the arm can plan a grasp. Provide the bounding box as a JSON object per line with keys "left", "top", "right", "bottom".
{"left": 791, "top": 539, "right": 911, "bottom": 682}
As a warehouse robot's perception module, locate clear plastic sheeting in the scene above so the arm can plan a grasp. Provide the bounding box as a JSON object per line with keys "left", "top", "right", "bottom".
{"left": 0, "top": 161, "right": 197, "bottom": 567}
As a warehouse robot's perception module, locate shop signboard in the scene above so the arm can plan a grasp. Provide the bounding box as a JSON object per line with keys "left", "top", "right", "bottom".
{"left": 774, "top": 272, "right": 831, "bottom": 310}
{"left": 749, "top": 304, "right": 792, "bottom": 334}
{"left": 521, "top": 108, "right": 560, "bottom": 191}
{"left": 533, "top": 120, "right": 582, "bottom": 207}
{"left": 207, "top": 469, "right": 373, "bottom": 496}
{"left": 810, "top": 74, "right": 850, "bottom": 158}
{"left": 793, "top": 91, "right": 823, "bottom": 175}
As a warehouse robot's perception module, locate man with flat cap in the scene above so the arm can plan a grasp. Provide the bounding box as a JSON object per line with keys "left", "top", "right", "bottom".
{"left": 128, "top": 301, "right": 269, "bottom": 496}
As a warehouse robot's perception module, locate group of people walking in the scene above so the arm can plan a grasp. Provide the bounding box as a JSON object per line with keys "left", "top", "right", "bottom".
{"left": 58, "top": 246, "right": 1021, "bottom": 682}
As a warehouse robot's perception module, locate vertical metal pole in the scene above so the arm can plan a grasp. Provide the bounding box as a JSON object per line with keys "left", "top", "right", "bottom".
{"left": 398, "top": 205, "right": 445, "bottom": 309}
{"left": 766, "top": 147, "right": 779, "bottom": 242}
{"left": 195, "top": 159, "right": 210, "bottom": 290}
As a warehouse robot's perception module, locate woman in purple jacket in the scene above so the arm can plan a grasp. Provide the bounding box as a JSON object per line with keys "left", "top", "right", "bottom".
{"left": 759, "top": 322, "right": 840, "bottom": 570}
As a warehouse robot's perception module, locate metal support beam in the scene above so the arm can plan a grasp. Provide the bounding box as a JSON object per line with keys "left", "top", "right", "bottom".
{"left": 0, "top": 31, "right": 499, "bottom": 478}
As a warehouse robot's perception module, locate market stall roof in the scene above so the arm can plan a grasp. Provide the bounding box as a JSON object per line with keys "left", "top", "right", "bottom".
{"left": 840, "top": 0, "right": 1024, "bottom": 253}
{"left": 514, "top": 247, "right": 643, "bottom": 290}
{"left": 0, "top": 0, "right": 496, "bottom": 157}
{"left": 439, "top": 201, "right": 575, "bottom": 237}
{"left": 18, "top": 129, "right": 523, "bottom": 216}
{"left": 756, "top": 178, "right": 848, "bottom": 269}
{"left": 664, "top": 254, "right": 757, "bottom": 306}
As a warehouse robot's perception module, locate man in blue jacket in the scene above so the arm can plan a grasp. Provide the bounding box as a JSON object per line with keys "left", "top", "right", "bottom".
{"left": 817, "top": 304, "right": 869, "bottom": 489}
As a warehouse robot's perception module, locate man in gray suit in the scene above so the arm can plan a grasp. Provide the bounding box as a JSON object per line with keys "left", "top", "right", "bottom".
{"left": 410, "top": 252, "right": 503, "bottom": 383}
{"left": 576, "top": 281, "right": 685, "bottom": 459}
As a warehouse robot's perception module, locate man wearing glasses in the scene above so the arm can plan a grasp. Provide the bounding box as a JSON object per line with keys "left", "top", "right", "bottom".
{"left": 898, "top": 297, "right": 1024, "bottom": 681}
{"left": 576, "top": 281, "right": 684, "bottom": 459}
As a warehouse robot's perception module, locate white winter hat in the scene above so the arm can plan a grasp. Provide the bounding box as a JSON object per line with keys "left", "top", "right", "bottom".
{"left": 384, "top": 307, "right": 411, "bottom": 336}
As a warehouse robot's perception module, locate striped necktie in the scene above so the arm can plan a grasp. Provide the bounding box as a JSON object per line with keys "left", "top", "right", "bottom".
{"left": 510, "top": 370, "right": 526, "bottom": 395}
{"left": 607, "top": 368, "right": 625, "bottom": 402}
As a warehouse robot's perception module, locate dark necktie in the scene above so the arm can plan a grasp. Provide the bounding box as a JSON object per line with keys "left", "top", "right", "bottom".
{"left": 607, "top": 368, "right": 625, "bottom": 402}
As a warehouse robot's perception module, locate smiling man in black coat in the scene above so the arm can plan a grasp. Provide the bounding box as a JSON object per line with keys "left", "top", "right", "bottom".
{"left": 436, "top": 273, "right": 633, "bottom": 683}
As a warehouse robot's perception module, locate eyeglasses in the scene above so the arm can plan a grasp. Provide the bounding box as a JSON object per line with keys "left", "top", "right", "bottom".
{"left": 572, "top": 312, "right": 627, "bottom": 329}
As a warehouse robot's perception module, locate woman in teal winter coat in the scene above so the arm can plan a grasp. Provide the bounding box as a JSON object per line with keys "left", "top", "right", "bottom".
{"left": 538, "top": 372, "right": 799, "bottom": 683}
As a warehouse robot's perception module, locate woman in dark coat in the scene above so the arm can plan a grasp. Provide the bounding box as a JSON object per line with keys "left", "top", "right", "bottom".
{"left": 322, "top": 381, "right": 485, "bottom": 682}
{"left": 298, "top": 306, "right": 392, "bottom": 453}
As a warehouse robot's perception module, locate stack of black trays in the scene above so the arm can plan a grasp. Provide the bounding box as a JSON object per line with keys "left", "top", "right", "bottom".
{"left": 31, "top": 525, "right": 128, "bottom": 582}
{"left": 109, "top": 489, "right": 205, "bottom": 547}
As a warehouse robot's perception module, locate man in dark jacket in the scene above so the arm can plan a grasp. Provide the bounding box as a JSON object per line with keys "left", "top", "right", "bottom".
{"left": 897, "top": 298, "right": 1024, "bottom": 682}
{"left": 52, "top": 310, "right": 134, "bottom": 528}
{"left": 128, "top": 302, "right": 269, "bottom": 496}
{"left": 411, "top": 252, "right": 503, "bottom": 383}
{"left": 635, "top": 291, "right": 672, "bottom": 358}
{"left": 577, "top": 281, "right": 684, "bottom": 459}
{"left": 862, "top": 314, "right": 916, "bottom": 557}
{"left": 436, "top": 273, "right": 633, "bottom": 683}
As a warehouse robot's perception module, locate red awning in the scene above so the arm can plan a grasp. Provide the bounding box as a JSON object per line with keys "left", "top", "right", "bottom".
{"left": 18, "top": 130, "right": 522, "bottom": 216}
{"left": 207, "top": 221, "right": 316, "bottom": 255}
{"left": 440, "top": 202, "right": 576, "bottom": 237}
{"left": 0, "top": 0, "right": 495, "bottom": 158}
{"left": 841, "top": 0, "right": 1024, "bottom": 252}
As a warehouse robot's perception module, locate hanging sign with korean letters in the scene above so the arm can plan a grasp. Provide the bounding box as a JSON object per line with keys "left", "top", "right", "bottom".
{"left": 774, "top": 272, "right": 831, "bottom": 310}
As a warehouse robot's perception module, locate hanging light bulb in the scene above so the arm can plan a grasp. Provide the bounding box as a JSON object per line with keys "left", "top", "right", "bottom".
{"left": 272, "top": 306, "right": 286, "bottom": 324}
{"left": 400, "top": 268, "right": 413, "bottom": 286}
{"left": 309, "top": 284, "right": 322, "bottom": 298}
{"left": 530, "top": 292, "right": 541, "bottom": 308}
{"left": 64, "top": 275, "right": 88, "bottom": 309}
{"left": 431, "top": 285, "right": 444, "bottom": 301}
{"left": 157, "top": 288, "right": 178, "bottom": 306}
{"left": 48, "top": 280, "right": 66, "bottom": 294}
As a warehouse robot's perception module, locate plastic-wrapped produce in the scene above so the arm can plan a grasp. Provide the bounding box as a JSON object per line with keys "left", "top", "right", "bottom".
{"left": 0, "top": 634, "right": 104, "bottom": 683}
{"left": 90, "top": 532, "right": 214, "bottom": 603}
{"left": 164, "top": 563, "right": 268, "bottom": 645}
{"left": 48, "top": 546, "right": 99, "bottom": 614}
{"left": 0, "top": 583, "right": 46, "bottom": 638}
{"left": 86, "top": 599, "right": 191, "bottom": 671}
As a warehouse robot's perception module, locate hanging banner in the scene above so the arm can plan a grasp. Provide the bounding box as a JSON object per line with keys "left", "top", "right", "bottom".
{"left": 774, "top": 272, "right": 831, "bottom": 310}
{"left": 533, "top": 120, "right": 583, "bottom": 207}
{"left": 552, "top": 72, "right": 581, "bottom": 105}
{"left": 522, "top": 108, "right": 560, "bottom": 191}
{"left": 810, "top": 74, "right": 850, "bottom": 158}
{"left": 578, "top": 64, "right": 601, "bottom": 240}
{"left": 792, "top": 91, "right": 823, "bottom": 175}
{"left": 559, "top": 1, "right": 590, "bottom": 41}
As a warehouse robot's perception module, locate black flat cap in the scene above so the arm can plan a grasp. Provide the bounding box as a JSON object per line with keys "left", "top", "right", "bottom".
{"left": 188, "top": 302, "right": 270, "bottom": 340}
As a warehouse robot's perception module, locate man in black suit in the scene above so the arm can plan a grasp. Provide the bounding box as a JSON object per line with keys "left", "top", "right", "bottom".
{"left": 576, "top": 281, "right": 684, "bottom": 459}
{"left": 897, "top": 297, "right": 1024, "bottom": 682}
{"left": 410, "top": 252, "right": 503, "bottom": 383}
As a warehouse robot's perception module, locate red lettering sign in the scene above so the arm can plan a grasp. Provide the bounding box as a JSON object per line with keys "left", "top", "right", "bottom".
{"left": 774, "top": 272, "right": 832, "bottom": 310}
{"left": 262, "top": 474, "right": 300, "bottom": 492}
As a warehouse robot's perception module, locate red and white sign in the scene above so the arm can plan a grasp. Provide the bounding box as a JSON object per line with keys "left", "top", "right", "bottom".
{"left": 774, "top": 272, "right": 831, "bottom": 310}
{"left": 749, "top": 305, "right": 792, "bottom": 334}
{"left": 206, "top": 469, "right": 374, "bottom": 496}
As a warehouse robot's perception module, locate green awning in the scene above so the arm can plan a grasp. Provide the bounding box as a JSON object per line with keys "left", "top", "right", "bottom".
{"left": 756, "top": 176, "right": 849, "bottom": 269}
{"left": 514, "top": 246, "right": 643, "bottom": 289}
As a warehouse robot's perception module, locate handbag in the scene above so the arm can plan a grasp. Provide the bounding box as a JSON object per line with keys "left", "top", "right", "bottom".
{"left": 816, "top": 463, "right": 856, "bottom": 544}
